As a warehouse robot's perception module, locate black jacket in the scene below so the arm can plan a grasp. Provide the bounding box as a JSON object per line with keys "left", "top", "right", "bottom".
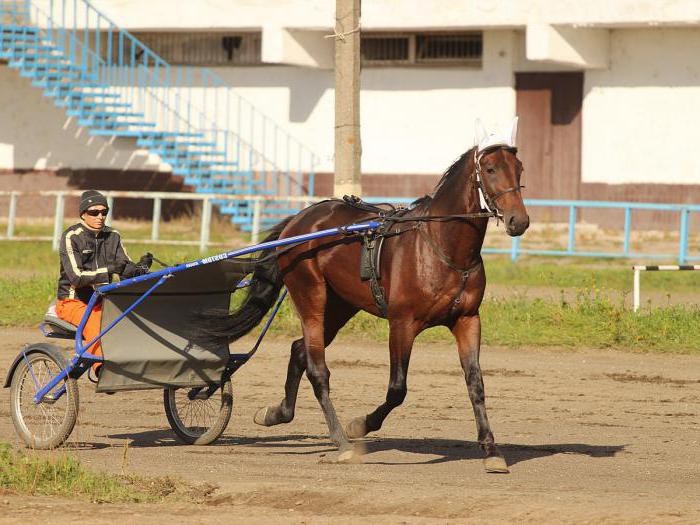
{"left": 57, "top": 223, "right": 146, "bottom": 303}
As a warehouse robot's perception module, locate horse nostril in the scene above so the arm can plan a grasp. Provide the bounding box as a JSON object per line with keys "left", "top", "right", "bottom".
{"left": 508, "top": 215, "right": 516, "bottom": 228}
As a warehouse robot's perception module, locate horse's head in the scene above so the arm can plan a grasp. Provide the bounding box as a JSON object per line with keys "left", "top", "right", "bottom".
{"left": 474, "top": 118, "right": 530, "bottom": 237}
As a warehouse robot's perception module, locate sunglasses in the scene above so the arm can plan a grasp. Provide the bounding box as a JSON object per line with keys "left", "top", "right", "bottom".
{"left": 85, "top": 208, "right": 109, "bottom": 217}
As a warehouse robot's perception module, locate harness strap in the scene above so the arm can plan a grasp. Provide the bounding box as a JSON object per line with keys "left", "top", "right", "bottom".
{"left": 416, "top": 224, "right": 483, "bottom": 313}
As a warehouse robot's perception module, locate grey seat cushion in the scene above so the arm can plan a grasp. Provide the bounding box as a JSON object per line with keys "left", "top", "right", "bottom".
{"left": 43, "top": 314, "right": 78, "bottom": 334}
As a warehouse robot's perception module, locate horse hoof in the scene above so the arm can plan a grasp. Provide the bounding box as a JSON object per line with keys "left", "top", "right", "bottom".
{"left": 320, "top": 447, "right": 364, "bottom": 464}
{"left": 345, "top": 417, "right": 368, "bottom": 439}
{"left": 253, "top": 406, "right": 270, "bottom": 426}
{"left": 483, "top": 455, "right": 509, "bottom": 474}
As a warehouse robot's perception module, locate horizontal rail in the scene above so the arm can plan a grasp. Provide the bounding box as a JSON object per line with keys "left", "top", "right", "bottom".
{"left": 366, "top": 197, "right": 698, "bottom": 264}
{"left": 1, "top": 191, "right": 697, "bottom": 262}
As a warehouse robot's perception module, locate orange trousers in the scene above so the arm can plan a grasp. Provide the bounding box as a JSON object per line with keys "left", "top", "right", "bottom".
{"left": 55, "top": 298, "right": 103, "bottom": 358}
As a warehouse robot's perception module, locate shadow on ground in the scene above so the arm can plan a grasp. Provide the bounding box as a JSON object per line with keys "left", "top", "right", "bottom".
{"left": 103, "top": 429, "right": 625, "bottom": 468}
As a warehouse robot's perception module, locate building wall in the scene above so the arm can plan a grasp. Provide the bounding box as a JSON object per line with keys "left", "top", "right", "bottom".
{"left": 84, "top": 0, "right": 700, "bottom": 30}
{"left": 582, "top": 28, "right": 700, "bottom": 185}
{"left": 0, "top": 67, "right": 166, "bottom": 172}
{"left": 2, "top": 24, "right": 700, "bottom": 205}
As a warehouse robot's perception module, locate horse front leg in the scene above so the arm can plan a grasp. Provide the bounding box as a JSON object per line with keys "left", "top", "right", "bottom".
{"left": 452, "top": 314, "right": 509, "bottom": 473}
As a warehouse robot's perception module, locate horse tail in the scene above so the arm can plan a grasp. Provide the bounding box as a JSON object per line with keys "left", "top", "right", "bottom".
{"left": 198, "top": 217, "right": 292, "bottom": 343}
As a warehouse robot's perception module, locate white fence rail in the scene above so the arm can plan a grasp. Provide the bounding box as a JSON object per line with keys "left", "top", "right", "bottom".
{"left": 0, "top": 190, "right": 323, "bottom": 252}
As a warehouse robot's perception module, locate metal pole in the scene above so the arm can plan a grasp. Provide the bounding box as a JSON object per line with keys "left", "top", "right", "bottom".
{"left": 633, "top": 267, "right": 641, "bottom": 312}
{"left": 251, "top": 197, "right": 262, "bottom": 244}
{"left": 679, "top": 208, "right": 689, "bottom": 265}
{"left": 7, "top": 191, "right": 17, "bottom": 239}
{"left": 52, "top": 192, "right": 65, "bottom": 251}
{"left": 623, "top": 207, "right": 632, "bottom": 256}
{"left": 151, "top": 197, "right": 161, "bottom": 241}
{"left": 510, "top": 235, "right": 520, "bottom": 262}
{"left": 199, "top": 197, "right": 211, "bottom": 253}
{"left": 567, "top": 206, "right": 576, "bottom": 254}
{"left": 333, "top": 0, "right": 362, "bottom": 198}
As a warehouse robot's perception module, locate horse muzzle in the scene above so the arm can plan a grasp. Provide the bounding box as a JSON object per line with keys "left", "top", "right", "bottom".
{"left": 505, "top": 213, "right": 529, "bottom": 237}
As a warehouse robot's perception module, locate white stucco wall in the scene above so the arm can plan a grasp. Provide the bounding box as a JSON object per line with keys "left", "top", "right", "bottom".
{"left": 0, "top": 67, "right": 165, "bottom": 171}
{"left": 582, "top": 28, "right": 700, "bottom": 185}
{"left": 81, "top": 0, "right": 700, "bottom": 31}
{"left": 205, "top": 30, "right": 516, "bottom": 175}
{"left": 3, "top": 22, "right": 700, "bottom": 187}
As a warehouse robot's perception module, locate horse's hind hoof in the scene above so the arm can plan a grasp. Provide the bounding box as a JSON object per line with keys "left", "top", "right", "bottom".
{"left": 345, "top": 416, "right": 368, "bottom": 439}
{"left": 254, "top": 406, "right": 271, "bottom": 426}
{"left": 483, "top": 455, "right": 509, "bottom": 474}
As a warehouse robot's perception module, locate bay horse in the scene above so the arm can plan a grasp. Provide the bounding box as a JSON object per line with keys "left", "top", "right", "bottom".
{"left": 207, "top": 120, "right": 529, "bottom": 472}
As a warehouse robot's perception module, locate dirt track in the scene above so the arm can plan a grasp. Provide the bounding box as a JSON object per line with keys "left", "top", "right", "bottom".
{"left": 1, "top": 326, "right": 699, "bottom": 524}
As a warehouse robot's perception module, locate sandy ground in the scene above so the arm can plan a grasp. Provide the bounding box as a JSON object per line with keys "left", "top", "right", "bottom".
{"left": 1, "top": 327, "right": 699, "bottom": 524}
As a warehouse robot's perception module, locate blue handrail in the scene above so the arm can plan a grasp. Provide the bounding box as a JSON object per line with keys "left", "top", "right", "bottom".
{"left": 3, "top": 0, "right": 318, "bottom": 223}
{"left": 364, "top": 197, "right": 698, "bottom": 263}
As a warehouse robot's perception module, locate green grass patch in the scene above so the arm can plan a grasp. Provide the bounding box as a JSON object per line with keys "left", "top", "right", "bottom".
{"left": 484, "top": 255, "right": 700, "bottom": 293}
{"left": 2, "top": 241, "right": 699, "bottom": 353}
{"left": 0, "top": 442, "right": 152, "bottom": 502}
{"left": 254, "top": 291, "right": 700, "bottom": 353}
{"left": 0, "top": 442, "right": 218, "bottom": 503}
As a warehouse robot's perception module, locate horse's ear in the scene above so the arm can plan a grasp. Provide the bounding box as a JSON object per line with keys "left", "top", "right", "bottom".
{"left": 474, "top": 119, "right": 488, "bottom": 147}
{"left": 509, "top": 116, "right": 519, "bottom": 147}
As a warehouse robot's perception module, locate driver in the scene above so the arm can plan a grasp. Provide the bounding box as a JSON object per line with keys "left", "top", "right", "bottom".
{"left": 56, "top": 190, "right": 152, "bottom": 369}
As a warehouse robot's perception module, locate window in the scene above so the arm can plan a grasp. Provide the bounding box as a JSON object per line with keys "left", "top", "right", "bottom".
{"left": 108, "top": 32, "right": 262, "bottom": 66}
{"left": 361, "top": 36, "right": 410, "bottom": 64}
{"left": 361, "top": 32, "right": 482, "bottom": 67}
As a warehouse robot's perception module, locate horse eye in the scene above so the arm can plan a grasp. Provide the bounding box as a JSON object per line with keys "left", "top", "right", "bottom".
{"left": 486, "top": 167, "right": 496, "bottom": 175}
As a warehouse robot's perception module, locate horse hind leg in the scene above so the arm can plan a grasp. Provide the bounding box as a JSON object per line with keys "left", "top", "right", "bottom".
{"left": 346, "top": 321, "right": 417, "bottom": 439}
{"left": 254, "top": 337, "right": 305, "bottom": 426}
{"left": 254, "top": 290, "right": 358, "bottom": 430}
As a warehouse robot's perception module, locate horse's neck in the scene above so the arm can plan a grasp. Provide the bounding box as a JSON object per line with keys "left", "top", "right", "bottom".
{"left": 424, "top": 154, "right": 488, "bottom": 255}
{"left": 430, "top": 152, "right": 484, "bottom": 218}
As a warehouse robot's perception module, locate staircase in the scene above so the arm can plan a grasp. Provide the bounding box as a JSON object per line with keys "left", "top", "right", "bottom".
{"left": 0, "top": 0, "right": 317, "bottom": 229}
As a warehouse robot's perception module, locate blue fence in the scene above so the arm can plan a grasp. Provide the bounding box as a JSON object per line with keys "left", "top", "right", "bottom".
{"left": 364, "top": 198, "right": 699, "bottom": 263}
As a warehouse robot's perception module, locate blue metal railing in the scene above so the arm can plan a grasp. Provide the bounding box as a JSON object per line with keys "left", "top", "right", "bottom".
{"left": 364, "top": 197, "right": 700, "bottom": 263}
{"left": 0, "top": 0, "right": 318, "bottom": 225}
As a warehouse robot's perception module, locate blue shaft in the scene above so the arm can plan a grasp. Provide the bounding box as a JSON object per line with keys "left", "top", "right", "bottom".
{"left": 249, "top": 289, "right": 288, "bottom": 357}
{"left": 97, "top": 221, "right": 381, "bottom": 294}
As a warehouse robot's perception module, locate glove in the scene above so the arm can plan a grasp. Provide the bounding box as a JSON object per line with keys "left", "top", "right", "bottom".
{"left": 138, "top": 252, "right": 153, "bottom": 270}
{"left": 133, "top": 252, "right": 153, "bottom": 275}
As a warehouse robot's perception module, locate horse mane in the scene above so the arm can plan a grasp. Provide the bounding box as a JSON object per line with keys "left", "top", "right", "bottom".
{"left": 411, "top": 147, "right": 475, "bottom": 210}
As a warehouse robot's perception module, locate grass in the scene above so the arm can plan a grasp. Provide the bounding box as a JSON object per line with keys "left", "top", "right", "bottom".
{"left": 1, "top": 239, "right": 699, "bottom": 353}
{"left": 0, "top": 442, "right": 218, "bottom": 503}
{"left": 256, "top": 292, "right": 700, "bottom": 353}
{"left": 0, "top": 442, "right": 152, "bottom": 502}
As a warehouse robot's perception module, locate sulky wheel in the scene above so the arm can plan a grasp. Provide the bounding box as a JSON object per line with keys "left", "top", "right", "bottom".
{"left": 10, "top": 344, "right": 79, "bottom": 450}
{"left": 163, "top": 380, "right": 233, "bottom": 445}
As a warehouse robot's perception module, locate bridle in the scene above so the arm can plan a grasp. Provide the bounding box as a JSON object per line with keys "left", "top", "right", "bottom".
{"left": 473, "top": 147, "right": 525, "bottom": 219}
